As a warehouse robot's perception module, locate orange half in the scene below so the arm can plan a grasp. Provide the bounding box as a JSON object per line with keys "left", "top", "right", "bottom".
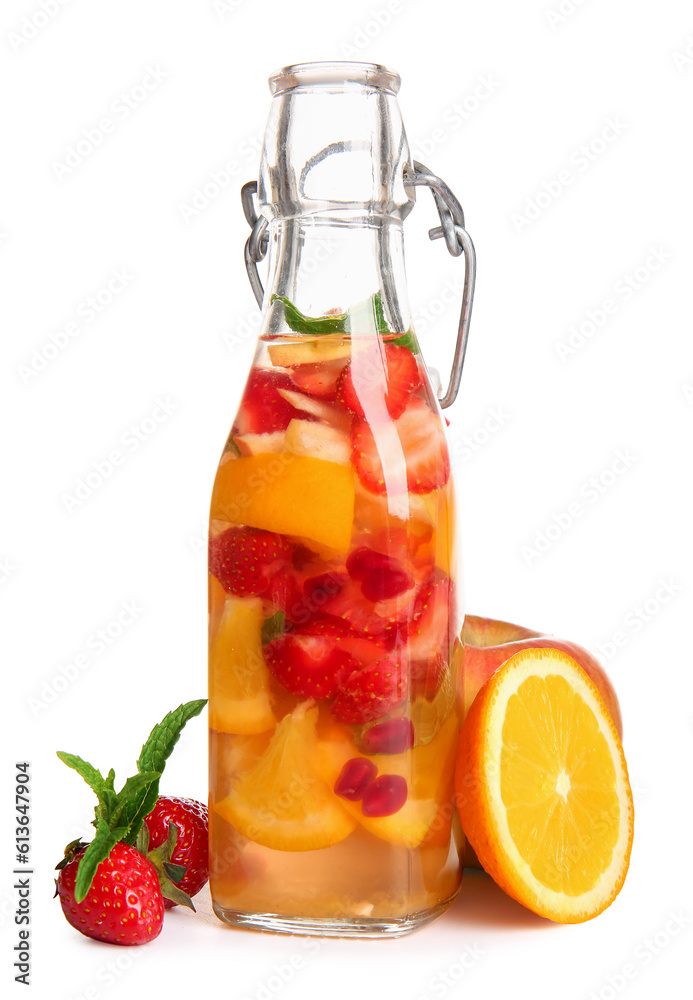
{"left": 455, "top": 647, "right": 633, "bottom": 922}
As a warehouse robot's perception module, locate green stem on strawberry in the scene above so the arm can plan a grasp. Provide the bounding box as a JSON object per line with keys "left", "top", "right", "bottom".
{"left": 136, "top": 822, "right": 196, "bottom": 911}
{"left": 56, "top": 699, "right": 206, "bottom": 904}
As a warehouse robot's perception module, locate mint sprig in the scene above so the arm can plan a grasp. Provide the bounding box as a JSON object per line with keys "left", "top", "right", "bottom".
{"left": 273, "top": 291, "right": 419, "bottom": 355}
{"left": 56, "top": 699, "right": 206, "bottom": 903}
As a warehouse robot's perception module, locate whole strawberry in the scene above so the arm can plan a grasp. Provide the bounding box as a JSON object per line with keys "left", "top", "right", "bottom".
{"left": 55, "top": 700, "right": 206, "bottom": 945}
{"left": 58, "top": 842, "right": 164, "bottom": 946}
{"left": 144, "top": 797, "right": 208, "bottom": 907}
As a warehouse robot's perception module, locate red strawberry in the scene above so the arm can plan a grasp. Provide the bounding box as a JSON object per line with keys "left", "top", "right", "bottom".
{"left": 346, "top": 546, "right": 413, "bottom": 601}
{"left": 57, "top": 842, "right": 164, "bottom": 946}
{"left": 331, "top": 655, "right": 408, "bottom": 724}
{"left": 144, "top": 797, "right": 208, "bottom": 908}
{"left": 236, "top": 368, "right": 303, "bottom": 433}
{"left": 266, "top": 569, "right": 304, "bottom": 618}
{"left": 407, "top": 573, "right": 453, "bottom": 661}
{"left": 209, "top": 527, "right": 292, "bottom": 597}
{"left": 265, "top": 620, "right": 358, "bottom": 699}
{"left": 351, "top": 396, "right": 450, "bottom": 495}
{"left": 336, "top": 343, "right": 422, "bottom": 419}
{"left": 289, "top": 359, "right": 347, "bottom": 400}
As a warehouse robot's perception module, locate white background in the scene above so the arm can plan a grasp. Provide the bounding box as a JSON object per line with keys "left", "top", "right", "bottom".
{"left": 2, "top": 1, "right": 692, "bottom": 998}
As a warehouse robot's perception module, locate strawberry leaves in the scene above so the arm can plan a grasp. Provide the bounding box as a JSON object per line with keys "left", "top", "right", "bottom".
{"left": 56, "top": 699, "right": 206, "bottom": 903}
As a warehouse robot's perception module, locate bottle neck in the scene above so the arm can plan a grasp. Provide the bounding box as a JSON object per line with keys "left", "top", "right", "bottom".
{"left": 262, "top": 216, "right": 412, "bottom": 336}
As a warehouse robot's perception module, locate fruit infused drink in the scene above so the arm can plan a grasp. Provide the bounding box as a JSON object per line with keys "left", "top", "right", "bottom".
{"left": 208, "top": 61, "right": 468, "bottom": 936}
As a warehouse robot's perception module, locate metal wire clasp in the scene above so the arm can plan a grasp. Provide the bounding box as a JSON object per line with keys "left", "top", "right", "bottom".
{"left": 240, "top": 161, "right": 476, "bottom": 410}
{"left": 405, "top": 161, "right": 476, "bottom": 409}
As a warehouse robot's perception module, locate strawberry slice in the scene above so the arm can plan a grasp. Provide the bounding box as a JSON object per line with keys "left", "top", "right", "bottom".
{"left": 351, "top": 396, "right": 450, "bottom": 495}
{"left": 235, "top": 368, "right": 305, "bottom": 434}
{"left": 264, "top": 620, "right": 358, "bottom": 699}
{"left": 209, "top": 527, "right": 292, "bottom": 597}
{"left": 407, "top": 572, "right": 453, "bottom": 661}
{"left": 289, "top": 359, "right": 347, "bottom": 400}
{"left": 331, "top": 654, "right": 408, "bottom": 724}
{"left": 309, "top": 575, "right": 404, "bottom": 649}
{"left": 336, "top": 343, "right": 422, "bottom": 419}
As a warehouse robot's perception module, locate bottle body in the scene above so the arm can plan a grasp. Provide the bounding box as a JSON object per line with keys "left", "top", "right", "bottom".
{"left": 208, "top": 61, "right": 464, "bottom": 937}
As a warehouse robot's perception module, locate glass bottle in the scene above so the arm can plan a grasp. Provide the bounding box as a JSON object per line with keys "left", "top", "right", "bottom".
{"left": 208, "top": 61, "right": 475, "bottom": 937}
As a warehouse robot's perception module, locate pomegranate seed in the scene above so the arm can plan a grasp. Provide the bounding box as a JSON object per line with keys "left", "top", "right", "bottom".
{"left": 334, "top": 757, "right": 378, "bottom": 801}
{"left": 361, "top": 718, "right": 415, "bottom": 755}
{"left": 361, "top": 774, "right": 408, "bottom": 817}
{"left": 346, "top": 547, "right": 413, "bottom": 602}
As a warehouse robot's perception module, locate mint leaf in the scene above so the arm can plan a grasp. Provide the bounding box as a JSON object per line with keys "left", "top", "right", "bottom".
{"left": 272, "top": 294, "right": 348, "bottom": 334}
{"left": 273, "top": 291, "right": 419, "bottom": 355}
{"left": 57, "top": 753, "right": 119, "bottom": 827}
{"left": 74, "top": 818, "right": 129, "bottom": 903}
{"left": 261, "top": 611, "right": 285, "bottom": 646}
{"left": 391, "top": 330, "right": 418, "bottom": 353}
{"left": 118, "top": 700, "right": 207, "bottom": 844}
{"left": 56, "top": 752, "right": 106, "bottom": 796}
{"left": 108, "top": 771, "right": 161, "bottom": 834}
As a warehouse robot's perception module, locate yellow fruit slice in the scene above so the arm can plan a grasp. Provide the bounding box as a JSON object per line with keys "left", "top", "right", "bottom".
{"left": 208, "top": 595, "right": 276, "bottom": 735}
{"left": 284, "top": 418, "right": 350, "bottom": 465}
{"left": 210, "top": 453, "right": 354, "bottom": 553}
{"left": 267, "top": 337, "right": 350, "bottom": 367}
{"left": 214, "top": 703, "right": 356, "bottom": 851}
{"left": 456, "top": 648, "right": 633, "bottom": 923}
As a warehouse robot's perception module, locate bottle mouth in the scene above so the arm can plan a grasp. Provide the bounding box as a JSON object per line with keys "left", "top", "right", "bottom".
{"left": 269, "top": 61, "right": 401, "bottom": 97}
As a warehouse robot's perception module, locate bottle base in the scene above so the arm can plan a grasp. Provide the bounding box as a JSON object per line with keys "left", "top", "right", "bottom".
{"left": 211, "top": 892, "right": 458, "bottom": 939}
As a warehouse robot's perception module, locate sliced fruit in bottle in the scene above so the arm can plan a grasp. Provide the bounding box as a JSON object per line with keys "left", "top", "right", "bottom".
{"left": 351, "top": 396, "right": 450, "bottom": 495}
{"left": 284, "top": 418, "right": 351, "bottom": 465}
{"left": 455, "top": 647, "right": 634, "bottom": 923}
{"left": 214, "top": 702, "right": 356, "bottom": 851}
{"left": 210, "top": 453, "right": 355, "bottom": 553}
{"left": 267, "top": 337, "right": 350, "bottom": 368}
{"left": 208, "top": 595, "right": 276, "bottom": 735}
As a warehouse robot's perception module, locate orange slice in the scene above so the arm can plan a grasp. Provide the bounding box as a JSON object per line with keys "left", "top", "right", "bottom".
{"left": 456, "top": 647, "right": 633, "bottom": 923}
{"left": 210, "top": 453, "right": 354, "bottom": 552}
{"left": 208, "top": 595, "right": 276, "bottom": 735}
{"left": 214, "top": 703, "right": 356, "bottom": 851}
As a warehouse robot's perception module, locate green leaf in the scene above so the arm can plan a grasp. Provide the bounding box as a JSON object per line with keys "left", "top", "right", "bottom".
{"left": 261, "top": 611, "right": 285, "bottom": 647}
{"left": 57, "top": 753, "right": 119, "bottom": 826}
{"left": 56, "top": 752, "right": 106, "bottom": 796}
{"left": 74, "top": 819, "right": 129, "bottom": 903}
{"left": 119, "top": 700, "right": 207, "bottom": 845}
{"left": 109, "top": 771, "right": 161, "bottom": 831}
{"left": 391, "top": 329, "right": 418, "bottom": 353}
{"left": 272, "top": 294, "right": 348, "bottom": 335}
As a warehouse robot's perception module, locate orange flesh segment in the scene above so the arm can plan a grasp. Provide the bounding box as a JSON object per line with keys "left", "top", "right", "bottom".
{"left": 501, "top": 674, "right": 620, "bottom": 896}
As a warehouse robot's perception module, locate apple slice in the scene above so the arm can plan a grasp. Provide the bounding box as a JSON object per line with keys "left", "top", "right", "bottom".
{"left": 277, "top": 387, "right": 352, "bottom": 430}
{"left": 284, "top": 419, "right": 351, "bottom": 465}
{"left": 234, "top": 431, "right": 286, "bottom": 456}
{"left": 268, "top": 338, "right": 350, "bottom": 367}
